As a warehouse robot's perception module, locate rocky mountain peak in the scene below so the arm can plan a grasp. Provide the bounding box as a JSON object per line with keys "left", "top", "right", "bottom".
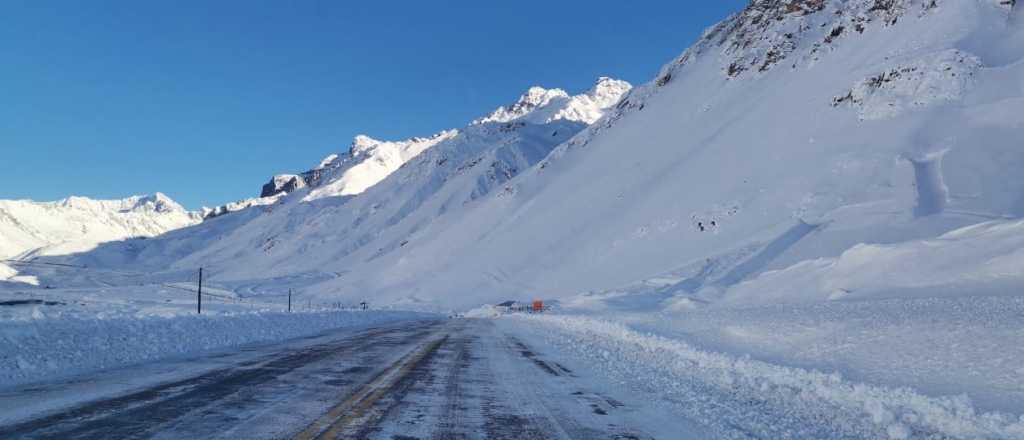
{"left": 475, "top": 87, "right": 571, "bottom": 125}
{"left": 474, "top": 80, "right": 631, "bottom": 126}
{"left": 129, "top": 192, "right": 186, "bottom": 214}
{"left": 260, "top": 175, "right": 307, "bottom": 198}
{"left": 351, "top": 135, "right": 383, "bottom": 157}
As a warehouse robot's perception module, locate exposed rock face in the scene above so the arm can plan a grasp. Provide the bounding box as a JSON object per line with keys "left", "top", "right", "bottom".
{"left": 831, "top": 49, "right": 983, "bottom": 120}
{"left": 658, "top": 0, "right": 945, "bottom": 80}
{"left": 260, "top": 174, "right": 307, "bottom": 198}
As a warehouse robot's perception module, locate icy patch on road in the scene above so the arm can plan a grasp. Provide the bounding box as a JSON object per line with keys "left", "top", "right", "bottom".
{"left": 0, "top": 310, "right": 431, "bottom": 388}
{"left": 509, "top": 315, "right": 1024, "bottom": 439}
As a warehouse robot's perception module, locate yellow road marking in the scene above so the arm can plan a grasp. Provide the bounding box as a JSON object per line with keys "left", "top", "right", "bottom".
{"left": 294, "top": 335, "right": 448, "bottom": 440}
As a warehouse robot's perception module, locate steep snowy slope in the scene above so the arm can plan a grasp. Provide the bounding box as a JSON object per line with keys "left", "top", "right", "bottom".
{"left": 26, "top": 79, "right": 631, "bottom": 294}
{"left": 171, "top": 79, "right": 632, "bottom": 282}
{"left": 305, "top": 131, "right": 459, "bottom": 199}
{"left": 201, "top": 193, "right": 285, "bottom": 220}
{"left": 290, "top": 0, "right": 1024, "bottom": 307}
{"left": 195, "top": 81, "right": 627, "bottom": 221}
{"left": 298, "top": 77, "right": 632, "bottom": 201}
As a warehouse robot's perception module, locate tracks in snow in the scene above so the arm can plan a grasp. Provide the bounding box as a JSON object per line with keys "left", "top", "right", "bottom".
{"left": 0, "top": 318, "right": 690, "bottom": 439}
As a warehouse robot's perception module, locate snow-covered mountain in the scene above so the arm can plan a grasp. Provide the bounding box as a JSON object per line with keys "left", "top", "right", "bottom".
{"left": 201, "top": 194, "right": 285, "bottom": 220}
{"left": 19, "top": 78, "right": 631, "bottom": 289}
{"left": 6, "top": 3, "right": 1024, "bottom": 436}
{"left": 279, "top": 0, "right": 1021, "bottom": 308}
{"left": 13, "top": 0, "right": 1024, "bottom": 313}
{"left": 243, "top": 77, "right": 633, "bottom": 204}
{"left": 0, "top": 193, "right": 202, "bottom": 265}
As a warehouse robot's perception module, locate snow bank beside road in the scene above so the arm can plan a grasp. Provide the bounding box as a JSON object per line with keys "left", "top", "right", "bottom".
{"left": 506, "top": 315, "right": 1024, "bottom": 440}
{"left": 722, "top": 219, "right": 1024, "bottom": 306}
{"left": 0, "top": 310, "right": 430, "bottom": 388}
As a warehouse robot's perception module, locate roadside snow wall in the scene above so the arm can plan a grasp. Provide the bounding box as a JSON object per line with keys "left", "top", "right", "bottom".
{"left": 0, "top": 310, "right": 430, "bottom": 388}
{"left": 511, "top": 315, "right": 1024, "bottom": 440}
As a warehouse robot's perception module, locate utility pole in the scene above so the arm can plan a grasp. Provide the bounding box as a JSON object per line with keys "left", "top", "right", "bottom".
{"left": 197, "top": 267, "right": 203, "bottom": 314}
{"left": 288, "top": 289, "right": 292, "bottom": 312}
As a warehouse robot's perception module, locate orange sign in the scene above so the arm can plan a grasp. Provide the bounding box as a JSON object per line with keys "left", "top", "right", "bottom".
{"left": 532, "top": 300, "right": 543, "bottom": 312}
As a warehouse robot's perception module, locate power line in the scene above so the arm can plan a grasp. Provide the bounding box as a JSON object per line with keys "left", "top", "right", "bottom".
{"left": 4, "top": 259, "right": 237, "bottom": 301}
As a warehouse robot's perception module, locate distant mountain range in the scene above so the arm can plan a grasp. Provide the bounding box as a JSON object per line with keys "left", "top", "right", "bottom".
{"left": 4, "top": 0, "right": 1023, "bottom": 312}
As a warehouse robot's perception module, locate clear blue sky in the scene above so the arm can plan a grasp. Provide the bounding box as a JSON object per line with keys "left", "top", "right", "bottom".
{"left": 1, "top": 1, "right": 747, "bottom": 209}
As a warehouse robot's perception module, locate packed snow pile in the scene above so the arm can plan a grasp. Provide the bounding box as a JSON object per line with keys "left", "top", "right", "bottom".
{"left": 505, "top": 315, "right": 1024, "bottom": 439}
{"left": 0, "top": 309, "right": 429, "bottom": 388}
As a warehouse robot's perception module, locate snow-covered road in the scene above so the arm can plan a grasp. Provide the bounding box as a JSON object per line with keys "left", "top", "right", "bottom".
{"left": 0, "top": 318, "right": 703, "bottom": 439}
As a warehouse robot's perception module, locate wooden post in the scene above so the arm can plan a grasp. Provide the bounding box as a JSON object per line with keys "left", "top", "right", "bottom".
{"left": 288, "top": 289, "right": 292, "bottom": 312}
{"left": 197, "top": 267, "right": 203, "bottom": 314}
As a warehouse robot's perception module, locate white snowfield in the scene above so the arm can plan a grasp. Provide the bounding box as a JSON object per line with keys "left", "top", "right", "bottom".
{"left": 1, "top": 0, "right": 1023, "bottom": 437}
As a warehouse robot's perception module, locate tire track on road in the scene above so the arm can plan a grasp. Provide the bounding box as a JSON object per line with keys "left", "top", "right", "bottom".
{"left": 0, "top": 320, "right": 442, "bottom": 439}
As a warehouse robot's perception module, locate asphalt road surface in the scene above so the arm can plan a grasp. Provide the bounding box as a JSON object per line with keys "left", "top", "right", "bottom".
{"left": 0, "top": 318, "right": 699, "bottom": 439}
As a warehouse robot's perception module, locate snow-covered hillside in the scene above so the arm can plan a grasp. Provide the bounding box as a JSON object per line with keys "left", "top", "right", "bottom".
{"left": 16, "top": 1, "right": 1024, "bottom": 312}
{"left": 246, "top": 78, "right": 633, "bottom": 205}
{"left": 4, "top": 1, "right": 1024, "bottom": 436}
{"left": 191, "top": 80, "right": 631, "bottom": 224}
{"left": 8, "top": 78, "right": 631, "bottom": 293}
{"left": 171, "top": 78, "right": 633, "bottom": 282}
{"left": 293, "top": 0, "right": 1023, "bottom": 308}
{"left": 0, "top": 193, "right": 200, "bottom": 263}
